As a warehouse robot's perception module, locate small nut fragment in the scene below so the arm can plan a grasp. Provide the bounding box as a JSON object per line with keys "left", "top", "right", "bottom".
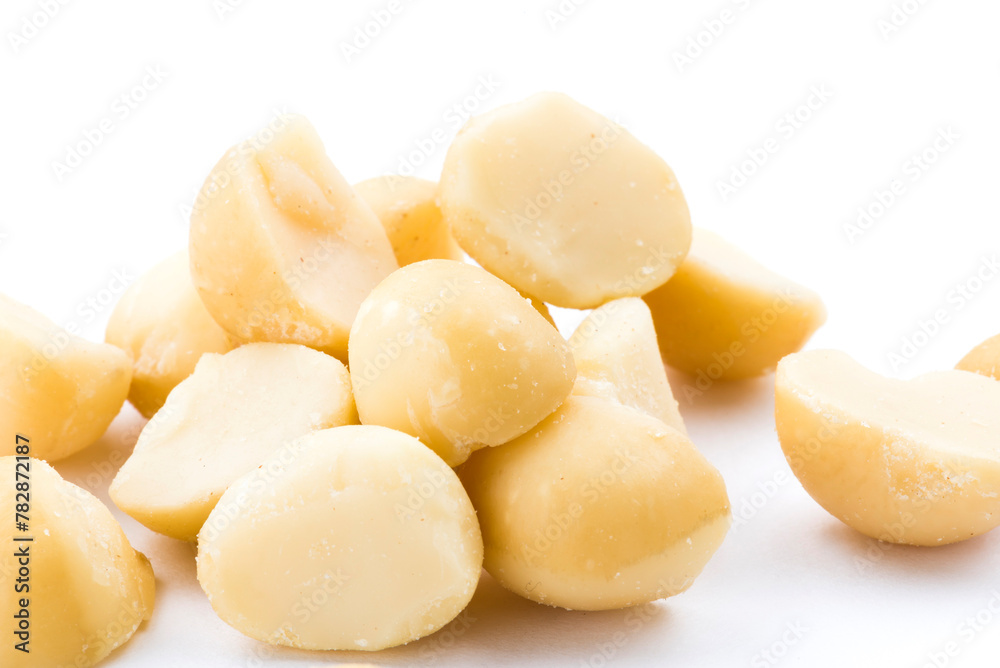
{"left": 0, "top": 294, "right": 131, "bottom": 461}
{"left": 776, "top": 349, "right": 1000, "bottom": 546}
{"left": 349, "top": 259, "right": 576, "bottom": 467}
{"left": 354, "top": 175, "right": 463, "bottom": 266}
{"left": 644, "top": 228, "right": 826, "bottom": 380}
{"left": 440, "top": 92, "right": 692, "bottom": 309}
{"left": 1, "top": 457, "right": 154, "bottom": 668}
{"left": 111, "top": 343, "right": 356, "bottom": 541}
{"left": 956, "top": 333, "right": 1000, "bottom": 380}
{"left": 106, "top": 251, "right": 232, "bottom": 418}
{"left": 196, "top": 425, "right": 483, "bottom": 651}
{"left": 459, "top": 396, "right": 731, "bottom": 611}
{"left": 189, "top": 115, "right": 398, "bottom": 361}
{"left": 569, "top": 297, "right": 685, "bottom": 434}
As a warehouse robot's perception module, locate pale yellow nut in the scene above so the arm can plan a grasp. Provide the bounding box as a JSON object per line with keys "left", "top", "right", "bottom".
{"left": 644, "top": 228, "right": 826, "bottom": 381}
{"left": 440, "top": 92, "right": 692, "bottom": 309}
{"left": 196, "top": 425, "right": 483, "bottom": 651}
{"left": 1, "top": 457, "right": 154, "bottom": 668}
{"left": 349, "top": 259, "right": 576, "bottom": 467}
{"left": 569, "top": 297, "right": 685, "bottom": 434}
{"left": 189, "top": 114, "right": 398, "bottom": 361}
{"left": 776, "top": 349, "right": 1000, "bottom": 546}
{"left": 0, "top": 294, "right": 131, "bottom": 461}
{"left": 105, "top": 250, "right": 232, "bottom": 418}
{"left": 110, "top": 343, "right": 356, "bottom": 541}
{"left": 956, "top": 333, "right": 1000, "bottom": 380}
{"left": 354, "top": 175, "right": 463, "bottom": 266}
{"left": 458, "top": 396, "right": 731, "bottom": 611}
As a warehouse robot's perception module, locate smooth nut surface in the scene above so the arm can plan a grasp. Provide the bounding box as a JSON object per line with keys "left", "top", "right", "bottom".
{"left": 644, "top": 228, "right": 826, "bottom": 380}
{"left": 569, "top": 297, "right": 685, "bottom": 434}
{"left": 0, "top": 293, "right": 131, "bottom": 461}
{"left": 111, "top": 343, "right": 356, "bottom": 541}
{"left": 105, "top": 251, "right": 232, "bottom": 418}
{"left": 349, "top": 259, "right": 576, "bottom": 467}
{"left": 956, "top": 333, "right": 1000, "bottom": 380}
{"left": 196, "top": 425, "right": 483, "bottom": 651}
{"left": 1, "top": 457, "right": 154, "bottom": 668}
{"left": 354, "top": 175, "right": 463, "bottom": 266}
{"left": 776, "top": 349, "right": 1000, "bottom": 546}
{"left": 459, "top": 395, "right": 731, "bottom": 611}
{"left": 189, "top": 114, "right": 397, "bottom": 360}
{"left": 440, "top": 92, "right": 692, "bottom": 309}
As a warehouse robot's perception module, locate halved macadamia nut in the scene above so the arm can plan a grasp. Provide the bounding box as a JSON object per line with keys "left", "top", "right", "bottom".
{"left": 106, "top": 251, "right": 232, "bottom": 418}
{"left": 644, "top": 228, "right": 826, "bottom": 381}
{"left": 189, "top": 115, "right": 398, "bottom": 361}
{"left": 110, "top": 343, "right": 356, "bottom": 541}
{"left": 349, "top": 259, "right": 576, "bottom": 467}
{"left": 776, "top": 349, "right": 1000, "bottom": 546}
{"left": 569, "top": 297, "right": 685, "bottom": 434}
{"left": 458, "top": 395, "right": 731, "bottom": 611}
{"left": 354, "top": 175, "right": 463, "bottom": 266}
{"left": 0, "top": 293, "right": 131, "bottom": 461}
{"left": 957, "top": 334, "right": 1000, "bottom": 380}
{"left": 196, "top": 425, "right": 483, "bottom": 651}
{"left": 1, "top": 457, "right": 154, "bottom": 667}
{"left": 440, "top": 92, "right": 692, "bottom": 309}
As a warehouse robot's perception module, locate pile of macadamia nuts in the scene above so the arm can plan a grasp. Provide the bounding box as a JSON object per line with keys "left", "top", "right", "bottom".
{"left": 3, "top": 91, "right": 999, "bottom": 666}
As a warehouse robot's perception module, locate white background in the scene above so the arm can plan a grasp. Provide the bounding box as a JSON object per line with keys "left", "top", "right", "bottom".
{"left": 3, "top": 0, "right": 1000, "bottom": 666}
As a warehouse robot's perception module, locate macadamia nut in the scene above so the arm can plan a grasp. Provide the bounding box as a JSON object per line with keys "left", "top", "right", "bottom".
{"left": 776, "top": 349, "right": 1000, "bottom": 545}
{"left": 111, "top": 343, "right": 356, "bottom": 541}
{"left": 196, "top": 425, "right": 483, "bottom": 651}
{"left": 0, "top": 294, "right": 131, "bottom": 461}
{"left": 440, "top": 92, "right": 692, "bottom": 309}
{"left": 349, "top": 259, "right": 576, "bottom": 467}
{"left": 106, "top": 251, "right": 232, "bottom": 418}
{"left": 957, "top": 334, "right": 1000, "bottom": 380}
{"left": 189, "top": 115, "right": 398, "bottom": 361}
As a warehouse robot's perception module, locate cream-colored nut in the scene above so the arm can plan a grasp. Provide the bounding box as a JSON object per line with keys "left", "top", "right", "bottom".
{"left": 0, "top": 294, "right": 131, "bottom": 461}
{"left": 349, "top": 260, "right": 576, "bottom": 467}
{"left": 569, "top": 297, "right": 685, "bottom": 434}
{"left": 776, "top": 349, "right": 1000, "bottom": 546}
{"left": 110, "top": 343, "right": 356, "bottom": 541}
{"left": 196, "top": 425, "right": 483, "bottom": 651}
{"left": 957, "top": 334, "right": 1000, "bottom": 380}
{"left": 458, "top": 396, "right": 730, "bottom": 611}
{"left": 440, "top": 92, "right": 692, "bottom": 309}
{"left": 1, "top": 457, "right": 154, "bottom": 668}
{"left": 189, "top": 114, "right": 398, "bottom": 361}
{"left": 105, "top": 251, "right": 232, "bottom": 418}
{"left": 354, "top": 175, "right": 463, "bottom": 266}
{"left": 644, "top": 228, "right": 826, "bottom": 380}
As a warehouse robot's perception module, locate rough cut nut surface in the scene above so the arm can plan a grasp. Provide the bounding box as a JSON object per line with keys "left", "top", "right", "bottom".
{"left": 196, "top": 425, "right": 483, "bottom": 651}
{"left": 0, "top": 293, "right": 131, "bottom": 461}
{"left": 569, "top": 297, "right": 686, "bottom": 434}
{"left": 105, "top": 251, "right": 232, "bottom": 418}
{"left": 349, "top": 259, "right": 576, "bottom": 467}
{"left": 189, "top": 114, "right": 398, "bottom": 361}
{"left": 440, "top": 92, "right": 692, "bottom": 309}
{"left": 956, "top": 334, "right": 1000, "bottom": 380}
{"left": 1, "top": 457, "right": 154, "bottom": 668}
{"left": 776, "top": 349, "right": 1000, "bottom": 546}
{"left": 354, "top": 175, "right": 463, "bottom": 266}
{"left": 458, "top": 395, "right": 731, "bottom": 611}
{"left": 644, "top": 228, "right": 826, "bottom": 381}
{"left": 110, "top": 343, "right": 357, "bottom": 541}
